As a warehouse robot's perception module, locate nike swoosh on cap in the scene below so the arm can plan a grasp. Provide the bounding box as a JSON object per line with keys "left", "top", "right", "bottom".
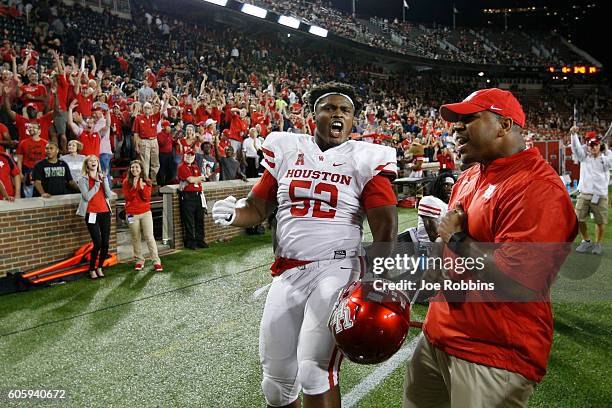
{"left": 332, "top": 163, "right": 344, "bottom": 166}
{"left": 489, "top": 105, "right": 503, "bottom": 111}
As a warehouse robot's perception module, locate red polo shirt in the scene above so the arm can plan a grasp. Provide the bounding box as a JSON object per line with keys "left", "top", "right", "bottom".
{"left": 436, "top": 153, "right": 455, "bottom": 170}
{"left": 423, "top": 148, "right": 577, "bottom": 383}
{"left": 133, "top": 114, "right": 158, "bottom": 139}
{"left": 79, "top": 130, "right": 101, "bottom": 157}
{"left": 229, "top": 113, "right": 247, "bottom": 142}
{"left": 75, "top": 92, "right": 94, "bottom": 117}
{"left": 122, "top": 178, "right": 151, "bottom": 215}
{"left": 157, "top": 131, "right": 174, "bottom": 154}
{"left": 177, "top": 161, "right": 202, "bottom": 192}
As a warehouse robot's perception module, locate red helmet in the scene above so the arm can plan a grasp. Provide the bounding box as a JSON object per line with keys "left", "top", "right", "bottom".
{"left": 328, "top": 280, "right": 411, "bottom": 364}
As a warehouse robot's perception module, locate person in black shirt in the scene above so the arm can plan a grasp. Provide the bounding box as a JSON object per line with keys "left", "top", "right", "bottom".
{"left": 32, "top": 142, "right": 78, "bottom": 197}
{"left": 213, "top": 135, "right": 247, "bottom": 181}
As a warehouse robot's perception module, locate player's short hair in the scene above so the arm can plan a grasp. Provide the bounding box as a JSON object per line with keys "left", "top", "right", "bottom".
{"left": 46, "top": 141, "right": 59, "bottom": 149}
{"left": 306, "top": 82, "right": 362, "bottom": 115}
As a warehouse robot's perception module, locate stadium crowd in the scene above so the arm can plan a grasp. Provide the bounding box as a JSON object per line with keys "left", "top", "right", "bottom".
{"left": 0, "top": 0, "right": 608, "bottom": 202}
{"left": 245, "top": 0, "right": 588, "bottom": 67}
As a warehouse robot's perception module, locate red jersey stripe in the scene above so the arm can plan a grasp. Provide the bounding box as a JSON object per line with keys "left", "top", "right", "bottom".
{"left": 262, "top": 147, "right": 275, "bottom": 158}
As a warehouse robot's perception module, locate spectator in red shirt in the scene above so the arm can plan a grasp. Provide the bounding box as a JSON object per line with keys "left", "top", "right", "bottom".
{"left": 49, "top": 50, "right": 70, "bottom": 153}
{"left": 133, "top": 102, "right": 161, "bottom": 183}
{"left": 156, "top": 120, "right": 175, "bottom": 186}
{"left": 122, "top": 160, "right": 162, "bottom": 272}
{"left": 436, "top": 145, "right": 455, "bottom": 171}
{"left": 2, "top": 83, "right": 55, "bottom": 142}
{"left": 404, "top": 89, "right": 577, "bottom": 407}
{"left": 177, "top": 148, "right": 208, "bottom": 250}
{"left": 1, "top": 40, "right": 16, "bottom": 63}
{"left": 20, "top": 42, "right": 39, "bottom": 67}
{"left": 0, "top": 150, "right": 21, "bottom": 200}
{"left": 116, "top": 53, "right": 129, "bottom": 73}
{"left": 17, "top": 70, "right": 47, "bottom": 113}
{"left": 16, "top": 122, "right": 47, "bottom": 197}
{"left": 216, "top": 129, "right": 232, "bottom": 158}
{"left": 251, "top": 105, "right": 269, "bottom": 137}
{"left": 145, "top": 68, "right": 157, "bottom": 89}
{"left": 76, "top": 155, "right": 112, "bottom": 279}
{"left": 74, "top": 71, "right": 96, "bottom": 118}
{"left": 110, "top": 104, "right": 125, "bottom": 153}
{"left": 0, "top": 122, "right": 15, "bottom": 152}
{"left": 228, "top": 107, "right": 248, "bottom": 153}
{"left": 209, "top": 99, "right": 222, "bottom": 124}
{"left": 68, "top": 100, "right": 101, "bottom": 157}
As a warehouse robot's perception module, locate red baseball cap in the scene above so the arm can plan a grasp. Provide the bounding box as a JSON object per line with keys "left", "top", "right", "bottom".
{"left": 440, "top": 88, "right": 525, "bottom": 128}
{"left": 25, "top": 102, "right": 39, "bottom": 110}
{"left": 587, "top": 138, "right": 601, "bottom": 147}
{"left": 585, "top": 131, "right": 597, "bottom": 140}
{"left": 184, "top": 147, "right": 195, "bottom": 155}
{"left": 161, "top": 120, "right": 171, "bottom": 128}
{"left": 222, "top": 129, "right": 230, "bottom": 135}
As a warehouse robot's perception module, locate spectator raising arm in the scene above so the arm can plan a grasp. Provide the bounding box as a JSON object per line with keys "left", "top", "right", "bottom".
{"left": 67, "top": 100, "right": 83, "bottom": 137}
{"left": 570, "top": 126, "right": 587, "bottom": 162}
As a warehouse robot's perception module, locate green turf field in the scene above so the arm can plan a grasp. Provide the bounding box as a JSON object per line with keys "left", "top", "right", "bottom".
{"left": 0, "top": 208, "right": 610, "bottom": 407}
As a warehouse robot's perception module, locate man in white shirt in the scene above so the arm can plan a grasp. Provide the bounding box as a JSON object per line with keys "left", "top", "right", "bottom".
{"left": 570, "top": 126, "right": 612, "bottom": 255}
{"left": 242, "top": 127, "right": 261, "bottom": 178}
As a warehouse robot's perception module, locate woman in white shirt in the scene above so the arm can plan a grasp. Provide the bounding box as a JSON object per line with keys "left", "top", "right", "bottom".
{"left": 60, "top": 140, "right": 86, "bottom": 183}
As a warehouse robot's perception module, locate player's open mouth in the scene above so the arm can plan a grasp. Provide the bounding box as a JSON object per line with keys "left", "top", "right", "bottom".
{"left": 330, "top": 120, "right": 343, "bottom": 138}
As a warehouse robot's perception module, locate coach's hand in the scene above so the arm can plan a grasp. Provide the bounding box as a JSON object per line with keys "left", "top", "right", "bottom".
{"left": 212, "top": 196, "right": 237, "bottom": 226}
{"left": 438, "top": 202, "right": 467, "bottom": 243}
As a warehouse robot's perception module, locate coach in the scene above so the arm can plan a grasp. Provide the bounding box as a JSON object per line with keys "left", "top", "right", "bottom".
{"left": 403, "top": 89, "right": 577, "bottom": 408}
{"left": 570, "top": 126, "right": 612, "bottom": 255}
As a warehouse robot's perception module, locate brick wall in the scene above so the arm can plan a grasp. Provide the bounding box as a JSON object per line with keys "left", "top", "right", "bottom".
{"left": 0, "top": 195, "right": 117, "bottom": 276}
{"left": 160, "top": 179, "right": 259, "bottom": 248}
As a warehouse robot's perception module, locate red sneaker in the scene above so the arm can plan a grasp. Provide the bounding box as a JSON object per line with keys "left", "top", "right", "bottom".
{"left": 153, "top": 263, "right": 163, "bottom": 272}
{"left": 135, "top": 263, "right": 144, "bottom": 271}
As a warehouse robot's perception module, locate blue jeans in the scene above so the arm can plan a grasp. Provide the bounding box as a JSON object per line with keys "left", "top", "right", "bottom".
{"left": 100, "top": 153, "right": 113, "bottom": 186}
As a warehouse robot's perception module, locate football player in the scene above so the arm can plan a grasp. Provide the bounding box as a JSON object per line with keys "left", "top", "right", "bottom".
{"left": 400, "top": 173, "right": 456, "bottom": 244}
{"left": 213, "top": 82, "right": 398, "bottom": 408}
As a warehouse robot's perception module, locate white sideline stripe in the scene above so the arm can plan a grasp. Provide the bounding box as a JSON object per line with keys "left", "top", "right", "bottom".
{"left": 341, "top": 335, "right": 420, "bottom": 408}
{"left": 252, "top": 283, "right": 271, "bottom": 299}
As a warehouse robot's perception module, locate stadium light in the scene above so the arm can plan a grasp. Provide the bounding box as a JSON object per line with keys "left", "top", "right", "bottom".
{"left": 203, "top": 0, "right": 227, "bottom": 6}
{"left": 241, "top": 4, "right": 267, "bottom": 18}
{"left": 278, "top": 15, "right": 301, "bottom": 29}
{"left": 478, "top": 71, "right": 485, "bottom": 77}
{"left": 309, "top": 25, "right": 328, "bottom": 37}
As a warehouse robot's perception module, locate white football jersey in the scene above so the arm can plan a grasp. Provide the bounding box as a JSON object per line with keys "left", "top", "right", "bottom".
{"left": 261, "top": 132, "right": 397, "bottom": 261}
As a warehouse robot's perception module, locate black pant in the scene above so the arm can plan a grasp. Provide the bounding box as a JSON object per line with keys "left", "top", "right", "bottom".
{"left": 157, "top": 152, "right": 175, "bottom": 185}
{"left": 180, "top": 191, "right": 205, "bottom": 248}
{"left": 85, "top": 212, "right": 111, "bottom": 270}
{"left": 245, "top": 157, "right": 258, "bottom": 178}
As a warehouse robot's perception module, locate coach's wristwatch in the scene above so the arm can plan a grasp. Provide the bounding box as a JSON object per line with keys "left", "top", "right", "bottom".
{"left": 447, "top": 231, "right": 468, "bottom": 253}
